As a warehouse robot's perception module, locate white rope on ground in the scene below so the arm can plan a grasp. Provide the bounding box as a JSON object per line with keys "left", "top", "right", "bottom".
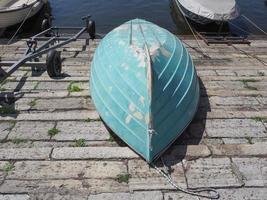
{"left": 241, "top": 14, "right": 267, "bottom": 36}
{"left": 150, "top": 157, "right": 220, "bottom": 199}
{"left": 232, "top": 44, "right": 267, "bottom": 67}
{"left": 174, "top": 0, "right": 209, "bottom": 58}
{"left": 228, "top": 17, "right": 267, "bottom": 66}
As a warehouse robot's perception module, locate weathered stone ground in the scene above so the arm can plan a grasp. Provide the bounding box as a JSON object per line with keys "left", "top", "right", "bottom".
{"left": 0, "top": 38, "right": 266, "bottom": 199}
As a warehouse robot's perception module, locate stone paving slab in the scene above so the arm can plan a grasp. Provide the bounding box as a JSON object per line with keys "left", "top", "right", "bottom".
{"left": 52, "top": 147, "right": 139, "bottom": 160}
{"left": 35, "top": 82, "right": 70, "bottom": 91}
{"left": 222, "top": 138, "right": 248, "bottom": 144}
{"left": 88, "top": 191, "right": 163, "bottom": 200}
{"left": 0, "top": 110, "right": 99, "bottom": 121}
{"left": 210, "top": 142, "right": 267, "bottom": 157}
{"left": 0, "top": 179, "right": 129, "bottom": 194}
{"left": 210, "top": 96, "right": 260, "bottom": 106}
{"left": 20, "top": 91, "right": 69, "bottom": 98}
{"left": 32, "top": 98, "right": 88, "bottom": 111}
{"left": 7, "top": 161, "right": 127, "bottom": 180}
{"left": 232, "top": 157, "right": 267, "bottom": 187}
{"left": 0, "top": 195, "right": 30, "bottom": 200}
{"left": 0, "top": 148, "right": 51, "bottom": 160}
{"left": 54, "top": 121, "right": 110, "bottom": 141}
{"left": 8, "top": 121, "right": 54, "bottom": 140}
{"left": 129, "top": 177, "right": 175, "bottom": 191}
{"left": 206, "top": 89, "right": 267, "bottom": 97}
{"left": 183, "top": 158, "right": 243, "bottom": 188}
{"left": 0, "top": 81, "right": 38, "bottom": 91}
{"left": 205, "top": 119, "right": 267, "bottom": 138}
{"left": 0, "top": 39, "right": 267, "bottom": 199}
{"left": 0, "top": 161, "right": 9, "bottom": 184}
{"left": 0, "top": 122, "right": 13, "bottom": 141}
{"left": 128, "top": 159, "right": 186, "bottom": 190}
{"left": 13, "top": 98, "right": 32, "bottom": 111}
{"left": 30, "top": 193, "right": 87, "bottom": 200}
{"left": 164, "top": 192, "right": 200, "bottom": 200}
{"left": 216, "top": 188, "right": 267, "bottom": 200}
{"left": 33, "top": 141, "right": 112, "bottom": 148}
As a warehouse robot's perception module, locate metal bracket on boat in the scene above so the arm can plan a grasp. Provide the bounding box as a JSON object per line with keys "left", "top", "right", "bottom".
{"left": 148, "top": 128, "right": 156, "bottom": 151}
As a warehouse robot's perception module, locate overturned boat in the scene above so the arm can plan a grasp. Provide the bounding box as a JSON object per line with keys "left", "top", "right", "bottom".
{"left": 90, "top": 19, "right": 199, "bottom": 163}
{"left": 174, "top": 0, "right": 240, "bottom": 24}
{"left": 0, "top": 0, "right": 47, "bottom": 29}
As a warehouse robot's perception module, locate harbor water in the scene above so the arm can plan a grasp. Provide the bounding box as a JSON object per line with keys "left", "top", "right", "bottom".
{"left": 1, "top": 0, "right": 267, "bottom": 37}
{"left": 49, "top": 0, "right": 267, "bottom": 35}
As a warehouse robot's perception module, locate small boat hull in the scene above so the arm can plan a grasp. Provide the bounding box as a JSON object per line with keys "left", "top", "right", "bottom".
{"left": 0, "top": 0, "right": 47, "bottom": 29}
{"left": 176, "top": 2, "right": 214, "bottom": 25}
{"left": 174, "top": 0, "right": 239, "bottom": 25}
{"left": 90, "top": 19, "right": 199, "bottom": 163}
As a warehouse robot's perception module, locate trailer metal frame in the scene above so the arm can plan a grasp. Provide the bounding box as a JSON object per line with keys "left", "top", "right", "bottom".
{"left": 0, "top": 15, "right": 95, "bottom": 84}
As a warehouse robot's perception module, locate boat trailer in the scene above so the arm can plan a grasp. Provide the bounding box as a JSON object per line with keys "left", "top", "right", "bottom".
{"left": 0, "top": 15, "right": 95, "bottom": 84}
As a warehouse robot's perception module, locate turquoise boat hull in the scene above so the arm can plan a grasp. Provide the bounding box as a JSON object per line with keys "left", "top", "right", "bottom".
{"left": 90, "top": 19, "right": 199, "bottom": 163}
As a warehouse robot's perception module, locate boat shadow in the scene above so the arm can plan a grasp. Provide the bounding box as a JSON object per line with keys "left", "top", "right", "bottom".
{"left": 102, "top": 122, "right": 128, "bottom": 147}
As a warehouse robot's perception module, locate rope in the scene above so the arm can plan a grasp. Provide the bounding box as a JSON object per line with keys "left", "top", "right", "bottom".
{"left": 151, "top": 157, "right": 220, "bottom": 199}
{"left": 228, "top": 17, "right": 267, "bottom": 66}
{"left": 228, "top": 21, "right": 255, "bottom": 36}
{"left": 241, "top": 15, "right": 267, "bottom": 36}
{"left": 232, "top": 45, "right": 267, "bottom": 67}
{"left": 7, "top": 2, "right": 36, "bottom": 45}
{"left": 174, "top": 0, "right": 209, "bottom": 58}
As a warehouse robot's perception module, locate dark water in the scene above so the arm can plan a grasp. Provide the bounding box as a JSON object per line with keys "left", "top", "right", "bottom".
{"left": 2, "top": 0, "right": 267, "bottom": 37}
{"left": 49, "top": 0, "right": 267, "bottom": 35}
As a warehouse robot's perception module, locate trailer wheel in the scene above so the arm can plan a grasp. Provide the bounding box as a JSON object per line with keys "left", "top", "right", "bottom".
{"left": 42, "top": 17, "right": 53, "bottom": 37}
{"left": 41, "top": 19, "right": 50, "bottom": 32}
{"left": 46, "top": 50, "right": 62, "bottom": 78}
{"left": 87, "top": 20, "right": 96, "bottom": 39}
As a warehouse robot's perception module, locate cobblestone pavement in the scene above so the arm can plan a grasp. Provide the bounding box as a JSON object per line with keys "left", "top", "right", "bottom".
{"left": 0, "top": 38, "right": 267, "bottom": 199}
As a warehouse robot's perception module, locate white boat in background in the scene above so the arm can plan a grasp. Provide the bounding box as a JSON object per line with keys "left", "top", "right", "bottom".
{"left": 0, "top": 0, "right": 47, "bottom": 29}
{"left": 174, "top": 0, "right": 240, "bottom": 24}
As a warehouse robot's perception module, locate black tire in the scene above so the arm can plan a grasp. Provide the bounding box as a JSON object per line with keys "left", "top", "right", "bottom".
{"left": 46, "top": 50, "right": 62, "bottom": 78}
{"left": 41, "top": 17, "right": 52, "bottom": 37}
{"left": 87, "top": 20, "right": 96, "bottom": 39}
{"left": 41, "top": 19, "right": 50, "bottom": 32}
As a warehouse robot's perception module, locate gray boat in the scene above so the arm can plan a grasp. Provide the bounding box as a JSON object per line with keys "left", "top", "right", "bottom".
{"left": 174, "top": 0, "right": 240, "bottom": 24}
